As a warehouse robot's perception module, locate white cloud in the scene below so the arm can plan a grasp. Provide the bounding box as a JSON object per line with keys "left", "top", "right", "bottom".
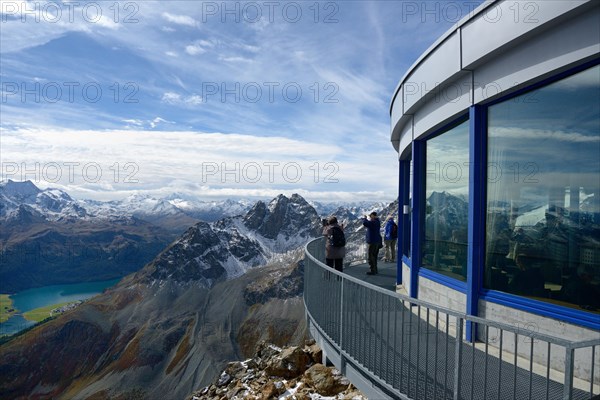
{"left": 95, "top": 15, "right": 121, "bottom": 30}
{"left": 237, "top": 43, "right": 259, "bottom": 53}
{"left": 185, "top": 39, "right": 215, "bottom": 55}
{"left": 0, "top": 127, "right": 399, "bottom": 202}
{"left": 0, "top": 1, "right": 130, "bottom": 53}
{"left": 491, "top": 127, "right": 599, "bottom": 143}
{"left": 196, "top": 39, "right": 214, "bottom": 48}
{"left": 186, "top": 95, "right": 203, "bottom": 105}
{"left": 149, "top": 117, "right": 174, "bottom": 128}
{"left": 161, "top": 91, "right": 203, "bottom": 107}
{"left": 162, "top": 92, "right": 182, "bottom": 103}
{"left": 161, "top": 12, "right": 196, "bottom": 27}
{"left": 0, "top": 1, "right": 469, "bottom": 203}
{"left": 185, "top": 44, "right": 206, "bottom": 55}
{"left": 219, "top": 56, "right": 253, "bottom": 63}
{"left": 123, "top": 119, "right": 143, "bottom": 126}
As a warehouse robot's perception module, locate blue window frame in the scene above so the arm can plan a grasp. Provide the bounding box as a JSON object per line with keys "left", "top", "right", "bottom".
{"left": 408, "top": 116, "right": 469, "bottom": 298}
{"left": 422, "top": 118, "right": 470, "bottom": 282}
{"left": 399, "top": 157, "right": 412, "bottom": 286}
{"left": 400, "top": 157, "right": 412, "bottom": 260}
{"left": 405, "top": 60, "right": 600, "bottom": 331}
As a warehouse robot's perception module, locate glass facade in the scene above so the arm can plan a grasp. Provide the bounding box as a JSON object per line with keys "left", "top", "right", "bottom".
{"left": 392, "top": 2, "right": 599, "bottom": 329}
{"left": 423, "top": 120, "right": 469, "bottom": 281}
{"left": 485, "top": 65, "right": 600, "bottom": 312}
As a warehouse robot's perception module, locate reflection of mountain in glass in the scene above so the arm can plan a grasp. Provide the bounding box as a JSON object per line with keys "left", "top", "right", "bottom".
{"left": 486, "top": 194, "right": 600, "bottom": 309}
{"left": 425, "top": 191, "right": 469, "bottom": 241}
{"left": 423, "top": 191, "right": 469, "bottom": 280}
{"left": 484, "top": 64, "right": 600, "bottom": 309}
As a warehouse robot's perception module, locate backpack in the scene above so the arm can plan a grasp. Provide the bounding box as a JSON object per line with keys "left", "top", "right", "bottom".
{"left": 391, "top": 222, "right": 398, "bottom": 239}
{"left": 328, "top": 226, "right": 346, "bottom": 247}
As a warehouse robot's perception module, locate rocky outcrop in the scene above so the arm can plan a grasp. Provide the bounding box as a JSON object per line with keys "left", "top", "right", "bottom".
{"left": 243, "top": 194, "right": 322, "bottom": 243}
{"left": 243, "top": 201, "right": 269, "bottom": 231}
{"left": 146, "top": 221, "right": 231, "bottom": 287}
{"left": 243, "top": 258, "right": 304, "bottom": 305}
{"left": 188, "top": 341, "right": 365, "bottom": 400}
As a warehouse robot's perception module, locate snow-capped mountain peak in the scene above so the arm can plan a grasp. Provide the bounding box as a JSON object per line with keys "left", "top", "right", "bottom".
{"left": 1, "top": 179, "right": 41, "bottom": 197}
{"left": 144, "top": 193, "right": 322, "bottom": 288}
{"left": 0, "top": 180, "right": 76, "bottom": 219}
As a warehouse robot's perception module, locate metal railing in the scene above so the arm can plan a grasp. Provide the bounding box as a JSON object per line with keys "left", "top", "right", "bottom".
{"left": 304, "top": 237, "right": 600, "bottom": 400}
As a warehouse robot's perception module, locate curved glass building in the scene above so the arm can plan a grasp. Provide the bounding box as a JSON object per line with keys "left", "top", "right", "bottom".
{"left": 391, "top": 0, "right": 599, "bottom": 342}
{"left": 304, "top": 2, "right": 598, "bottom": 399}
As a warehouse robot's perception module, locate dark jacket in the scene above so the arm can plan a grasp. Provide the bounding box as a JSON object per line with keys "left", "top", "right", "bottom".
{"left": 362, "top": 217, "right": 382, "bottom": 244}
{"left": 384, "top": 219, "right": 398, "bottom": 241}
{"left": 323, "top": 223, "right": 346, "bottom": 259}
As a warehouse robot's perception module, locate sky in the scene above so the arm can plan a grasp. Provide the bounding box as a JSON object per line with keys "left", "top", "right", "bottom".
{"left": 0, "top": 0, "right": 484, "bottom": 202}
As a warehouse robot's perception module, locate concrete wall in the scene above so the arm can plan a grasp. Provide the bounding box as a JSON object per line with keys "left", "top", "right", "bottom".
{"left": 417, "top": 276, "right": 466, "bottom": 314}
{"left": 402, "top": 262, "right": 410, "bottom": 295}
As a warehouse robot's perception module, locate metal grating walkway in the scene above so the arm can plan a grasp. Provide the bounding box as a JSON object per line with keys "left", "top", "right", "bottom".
{"left": 304, "top": 237, "right": 600, "bottom": 400}
{"left": 340, "top": 285, "right": 593, "bottom": 400}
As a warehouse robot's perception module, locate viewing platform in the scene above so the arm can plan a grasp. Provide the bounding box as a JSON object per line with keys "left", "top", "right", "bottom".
{"left": 344, "top": 260, "right": 398, "bottom": 293}
{"left": 303, "top": 237, "right": 600, "bottom": 400}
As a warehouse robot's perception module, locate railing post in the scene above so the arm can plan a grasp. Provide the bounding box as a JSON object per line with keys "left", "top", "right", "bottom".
{"left": 339, "top": 276, "right": 344, "bottom": 351}
{"left": 563, "top": 347, "right": 574, "bottom": 400}
{"left": 453, "top": 317, "right": 463, "bottom": 400}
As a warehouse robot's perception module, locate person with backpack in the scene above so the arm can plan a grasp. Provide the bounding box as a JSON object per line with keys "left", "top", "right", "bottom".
{"left": 323, "top": 216, "right": 346, "bottom": 272}
{"left": 383, "top": 216, "right": 398, "bottom": 263}
{"left": 362, "top": 211, "right": 382, "bottom": 275}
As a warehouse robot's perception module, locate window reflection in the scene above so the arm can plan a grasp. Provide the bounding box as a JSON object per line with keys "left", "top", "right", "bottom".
{"left": 423, "top": 120, "right": 469, "bottom": 281}
{"left": 485, "top": 65, "right": 600, "bottom": 312}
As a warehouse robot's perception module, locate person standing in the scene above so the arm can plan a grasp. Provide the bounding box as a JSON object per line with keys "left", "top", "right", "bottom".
{"left": 323, "top": 216, "right": 346, "bottom": 272}
{"left": 362, "top": 212, "right": 382, "bottom": 275}
{"left": 383, "top": 216, "right": 398, "bottom": 262}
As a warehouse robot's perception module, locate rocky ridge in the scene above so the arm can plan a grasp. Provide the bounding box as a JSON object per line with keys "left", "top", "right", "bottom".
{"left": 188, "top": 341, "right": 365, "bottom": 400}
{"left": 0, "top": 181, "right": 321, "bottom": 292}
{"left": 141, "top": 193, "right": 321, "bottom": 289}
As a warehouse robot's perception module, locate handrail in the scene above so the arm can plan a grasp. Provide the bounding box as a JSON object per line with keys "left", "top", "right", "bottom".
{"left": 303, "top": 237, "right": 600, "bottom": 400}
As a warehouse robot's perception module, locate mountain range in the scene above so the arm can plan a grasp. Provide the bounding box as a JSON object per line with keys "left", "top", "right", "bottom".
{"left": 0, "top": 189, "right": 323, "bottom": 399}
{"left": 135, "top": 193, "right": 322, "bottom": 289}
{"left": 0, "top": 180, "right": 399, "bottom": 399}
{"left": 0, "top": 180, "right": 181, "bottom": 293}
{"left": 0, "top": 180, "right": 254, "bottom": 227}
{"left": 0, "top": 180, "right": 392, "bottom": 293}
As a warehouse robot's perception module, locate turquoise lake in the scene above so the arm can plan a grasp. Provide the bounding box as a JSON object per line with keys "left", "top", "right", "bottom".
{"left": 1, "top": 278, "right": 121, "bottom": 336}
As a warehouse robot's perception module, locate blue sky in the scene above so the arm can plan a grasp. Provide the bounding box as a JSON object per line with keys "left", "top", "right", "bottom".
{"left": 0, "top": 0, "right": 483, "bottom": 202}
